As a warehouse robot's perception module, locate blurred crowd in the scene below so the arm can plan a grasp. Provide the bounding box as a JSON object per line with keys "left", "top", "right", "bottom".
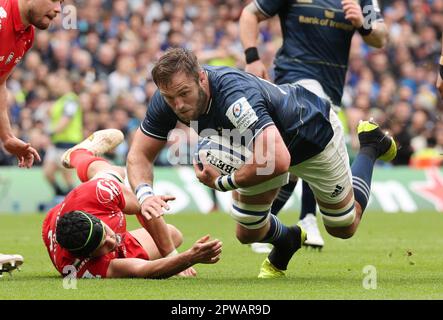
{"left": 1, "top": 0, "right": 443, "bottom": 168}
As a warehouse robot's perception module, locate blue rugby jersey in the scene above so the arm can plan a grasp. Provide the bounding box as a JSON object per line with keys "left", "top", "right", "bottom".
{"left": 255, "top": 0, "right": 383, "bottom": 105}
{"left": 141, "top": 65, "right": 333, "bottom": 165}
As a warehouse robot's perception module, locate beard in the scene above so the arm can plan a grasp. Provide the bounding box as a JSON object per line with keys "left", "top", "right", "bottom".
{"left": 177, "top": 85, "right": 208, "bottom": 123}
{"left": 196, "top": 85, "right": 208, "bottom": 116}
{"left": 27, "top": 8, "right": 51, "bottom": 30}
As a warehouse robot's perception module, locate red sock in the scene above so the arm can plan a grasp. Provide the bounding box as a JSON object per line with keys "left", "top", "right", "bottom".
{"left": 70, "top": 149, "right": 109, "bottom": 182}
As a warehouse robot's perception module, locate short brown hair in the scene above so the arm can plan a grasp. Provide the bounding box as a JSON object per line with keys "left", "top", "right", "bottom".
{"left": 151, "top": 48, "right": 201, "bottom": 88}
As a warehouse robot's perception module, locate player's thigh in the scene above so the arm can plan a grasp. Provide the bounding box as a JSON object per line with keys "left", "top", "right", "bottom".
{"left": 289, "top": 111, "right": 355, "bottom": 227}
{"left": 232, "top": 188, "right": 279, "bottom": 205}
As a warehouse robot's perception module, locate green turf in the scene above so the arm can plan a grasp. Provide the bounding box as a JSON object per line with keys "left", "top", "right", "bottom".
{"left": 1, "top": 211, "right": 443, "bottom": 299}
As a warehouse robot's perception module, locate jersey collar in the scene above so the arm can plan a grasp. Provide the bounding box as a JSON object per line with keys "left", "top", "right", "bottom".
{"left": 11, "top": 0, "right": 31, "bottom": 33}
{"left": 205, "top": 97, "right": 213, "bottom": 115}
{"left": 204, "top": 70, "right": 212, "bottom": 115}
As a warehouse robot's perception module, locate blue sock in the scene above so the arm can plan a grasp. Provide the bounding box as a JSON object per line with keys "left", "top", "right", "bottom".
{"left": 270, "top": 180, "right": 297, "bottom": 216}
{"left": 300, "top": 181, "right": 316, "bottom": 220}
{"left": 351, "top": 152, "right": 376, "bottom": 212}
{"left": 261, "top": 215, "right": 302, "bottom": 270}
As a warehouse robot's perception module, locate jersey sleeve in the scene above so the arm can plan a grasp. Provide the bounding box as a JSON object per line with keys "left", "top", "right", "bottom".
{"left": 360, "top": 0, "right": 383, "bottom": 22}
{"left": 140, "top": 90, "right": 178, "bottom": 140}
{"left": 254, "top": 0, "right": 289, "bottom": 17}
{"left": 218, "top": 73, "right": 274, "bottom": 140}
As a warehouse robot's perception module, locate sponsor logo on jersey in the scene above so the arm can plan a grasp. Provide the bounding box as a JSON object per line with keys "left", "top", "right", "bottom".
{"left": 325, "top": 10, "right": 335, "bottom": 19}
{"left": 233, "top": 103, "right": 242, "bottom": 118}
{"left": 96, "top": 179, "right": 121, "bottom": 204}
{"left": 226, "top": 97, "right": 258, "bottom": 134}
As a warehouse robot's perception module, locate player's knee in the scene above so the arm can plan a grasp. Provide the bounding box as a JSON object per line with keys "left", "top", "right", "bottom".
{"left": 325, "top": 225, "right": 356, "bottom": 239}
{"left": 235, "top": 232, "right": 252, "bottom": 244}
{"left": 168, "top": 224, "right": 183, "bottom": 248}
{"left": 319, "top": 197, "right": 357, "bottom": 238}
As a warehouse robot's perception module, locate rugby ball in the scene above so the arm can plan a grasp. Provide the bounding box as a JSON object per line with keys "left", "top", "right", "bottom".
{"left": 194, "top": 135, "right": 252, "bottom": 175}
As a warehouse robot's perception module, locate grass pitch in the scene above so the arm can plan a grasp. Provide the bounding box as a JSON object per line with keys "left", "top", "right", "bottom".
{"left": 1, "top": 211, "right": 442, "bottom": 300}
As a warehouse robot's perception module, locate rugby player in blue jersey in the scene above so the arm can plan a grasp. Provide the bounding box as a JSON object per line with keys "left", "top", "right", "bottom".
{"left": 127, "top": 48, "right": 396, "bottom": 278}
{"left": 239, "top": 0, "right": 388, "bottom": 250}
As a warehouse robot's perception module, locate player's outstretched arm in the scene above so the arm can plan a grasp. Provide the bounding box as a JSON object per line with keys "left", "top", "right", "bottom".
{"left": 122, "top": 164, "right": 178, "bottom": 259}
{"left": 106, "top": 235, "right": 222, "bottom": 279}
{"left": 0, "top": 75, "right": 41, "bottom": 168}
{"left": 239, "top": 2, "right": 271, "bottom": 80}
{"left": 127, "top": 129, "right": 170, "bottom": 220}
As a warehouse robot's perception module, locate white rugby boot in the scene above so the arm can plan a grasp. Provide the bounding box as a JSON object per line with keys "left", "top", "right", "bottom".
{"left": 250, "top": 242, "right": 272, "bottom": 254}
{"left": 299, "top": 214, "right": 324, "bottom": 250}
{"left": 61, "top": 129, "right": 124, "bottom": 168}
{"left": 0, "top": 254, "right": 24, "bottom": 277}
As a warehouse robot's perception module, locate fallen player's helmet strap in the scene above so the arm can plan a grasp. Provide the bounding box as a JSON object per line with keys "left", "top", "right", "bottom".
{"left": 69, "top": 212, "right": 105, "bottom": 256}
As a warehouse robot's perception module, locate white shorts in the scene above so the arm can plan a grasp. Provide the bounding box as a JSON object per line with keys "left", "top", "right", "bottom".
{"left": 236, "top": 173, "right": 290, "bottom": 196}
{"left": 289, "top": 110, "right": 354, "bottom": 226}
{"left": 293, "top": 79, "right": 340, "bottom": 113}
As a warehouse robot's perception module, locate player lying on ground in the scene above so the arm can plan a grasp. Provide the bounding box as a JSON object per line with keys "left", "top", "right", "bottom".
{"left": 127, "top": 48, "right": 397, "bottom": 278}
{"left": 42, "top": 129, "right": 222, "bottom": 279}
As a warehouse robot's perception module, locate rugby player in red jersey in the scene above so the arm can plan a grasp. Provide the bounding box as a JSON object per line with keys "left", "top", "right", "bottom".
{"left": 42, "top": 129, "right": 222, "bottom": 278}
{"left": 0, "top": 0, "right": 63, "bottom": 275}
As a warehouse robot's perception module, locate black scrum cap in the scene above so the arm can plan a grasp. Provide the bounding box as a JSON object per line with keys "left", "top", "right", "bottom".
{"left": 56, "top": 210, "right": 105, "bottom": 257}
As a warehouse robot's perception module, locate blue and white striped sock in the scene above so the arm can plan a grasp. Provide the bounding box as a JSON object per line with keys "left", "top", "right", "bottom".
{"left": 261, "top": 215, "right": 302, "bottom": 270}
{"left": 351, "top": 153, "right": 375, "bottom": 211}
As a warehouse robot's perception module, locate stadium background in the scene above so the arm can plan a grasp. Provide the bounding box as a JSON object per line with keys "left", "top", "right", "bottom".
{"left": 1, "top": 0, "right": 442, "bottom": 168}
{"left": 1, "top": 0, "right": 443, "bottom": 300}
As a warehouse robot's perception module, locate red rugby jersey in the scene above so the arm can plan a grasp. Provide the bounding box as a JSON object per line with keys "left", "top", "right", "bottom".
{"left": 0, "top": 0, "right": 34, "bottom": 78}
{"left": 42, "top": 178, "right": 150, "bottom": 278}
